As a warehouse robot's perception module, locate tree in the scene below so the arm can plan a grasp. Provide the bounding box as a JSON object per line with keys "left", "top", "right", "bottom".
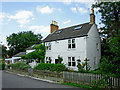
{"left": 93, "top": 2, "right": 120, "bottom": 77}
{"left": 58, "top": 56, "right": 63, "bottom": 64}
{"left": 7, "top": 31, "right": 42, "bottom": 57}
{"left": 0, "top": 45, "right": 7, "bottom": 58}
{"left": 22, "top": 44, "right": 46, "bottom": 63}
{"left": 2, "top": 45, "right": 7, "bottom": 58}
{"left": 93, "top": 2, "right": 120, "bottom": 38}
{"left": 99, "top": 30, "right": 120, "bottom": 77}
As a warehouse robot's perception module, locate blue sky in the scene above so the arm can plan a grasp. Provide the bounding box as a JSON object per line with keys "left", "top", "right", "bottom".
{"left": 0, "top": 1, "right": 102, "bottom": 47}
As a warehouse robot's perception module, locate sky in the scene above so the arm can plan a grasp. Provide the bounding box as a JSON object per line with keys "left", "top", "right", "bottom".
{"left": 0, "top": 0, "right": 102, "bottom": 48}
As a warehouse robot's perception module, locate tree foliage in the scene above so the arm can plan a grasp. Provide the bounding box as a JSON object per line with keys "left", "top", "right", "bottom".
{"left": 58, "top": 56, "right": 63, "bottom": 64}
{"left": 7, "top": 31, "right": 42, "bottom": 57}
{"left": 93, "top": 2, "right": 120, "bottom": 77}
{"left": 0, "top": 45, "right": 7, "bottom": 58}
{"left": 99, "top": 31, "right": 120, "bottom": 77}
{"left": 22, "top": 44, "right": 46, "bottom": 63}
{"left": 93, "top": 2, "right": 120, "bottom": 38}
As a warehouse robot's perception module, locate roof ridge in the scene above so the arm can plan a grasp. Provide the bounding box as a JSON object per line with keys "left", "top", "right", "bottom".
{"left": 58, "top": 22, "right": 90, "bottom": 31}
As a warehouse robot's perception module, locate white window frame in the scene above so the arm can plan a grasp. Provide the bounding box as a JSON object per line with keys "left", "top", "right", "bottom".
{"left": 68, "top": 39, "right": 76, "bottom": 49}
{"left": 68, "top": 57, "right": 76, "bottom": 67}
{"left": 46, "top": 42, "right": 51, "bottom": 50}
{"left": 46, "top": 57, "right": 51, "bottom": 63}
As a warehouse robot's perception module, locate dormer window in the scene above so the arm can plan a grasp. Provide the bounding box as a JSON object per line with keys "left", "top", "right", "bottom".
{"left": 68, "top": 39, "right": 76, "bottom": 49}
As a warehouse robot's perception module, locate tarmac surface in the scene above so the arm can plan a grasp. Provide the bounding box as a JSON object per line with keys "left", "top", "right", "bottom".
{"left": 2, "top": 71, "right": 74, "bottom": 88}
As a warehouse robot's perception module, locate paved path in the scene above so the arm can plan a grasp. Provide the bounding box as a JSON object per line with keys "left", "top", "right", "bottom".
{"left": 2, "top": 71, "right": 74, "bottom": 88}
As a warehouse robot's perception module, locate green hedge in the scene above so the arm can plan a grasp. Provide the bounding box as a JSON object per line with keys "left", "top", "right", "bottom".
{"left": 8, "top": 62, "right": 31, "bottom": 70}
{"left": 34, "top": 63, "right": 67, "bottom": 72}
{"left": 0, "top": 63, "right": 5, "bottom": 70}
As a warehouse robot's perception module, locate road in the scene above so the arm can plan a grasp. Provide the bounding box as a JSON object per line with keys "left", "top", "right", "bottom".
{"left": 2, "top": 71, "right": 74, "bottom": 88}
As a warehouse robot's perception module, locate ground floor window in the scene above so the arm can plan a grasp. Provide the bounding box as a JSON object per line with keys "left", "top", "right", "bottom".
{"left": 46, "top": 57, "right": 51, "bottom": 63}
{"left": 68, "top": 57, "right": 76, "bottom": 66}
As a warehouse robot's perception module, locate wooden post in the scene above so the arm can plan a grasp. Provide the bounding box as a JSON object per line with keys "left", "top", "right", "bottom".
{"left": 84, "top": 58, "right": 90, "bottom": 70}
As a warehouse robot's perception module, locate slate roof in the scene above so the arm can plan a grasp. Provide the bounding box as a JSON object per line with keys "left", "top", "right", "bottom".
{"left": 13, "top": 52, "right": 26, "bottom": 57}
{"left": 26, "top": 44, "right": 39, "bottom": 50}
{"left": 43, "top": 22, "right": 93, "bottom": 42}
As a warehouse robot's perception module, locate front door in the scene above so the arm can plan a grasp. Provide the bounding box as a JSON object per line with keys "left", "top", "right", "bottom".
{"left": 55, "top": 59, "right": 58, "bottom": 64}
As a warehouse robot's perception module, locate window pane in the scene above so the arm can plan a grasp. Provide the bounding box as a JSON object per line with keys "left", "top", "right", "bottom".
{"left": 68, "top": 57, "right": 71, "bottom": 62}
{"left": 72, "top": 62, "right": 76, "bottom": 66}
{"left": 72, "top": 39, "right": 75, "bottom": 43}
{"left": 68, "top": 39, "right": 71, "bottom": 43}
{"left": 72, "top": 57, "right": 75, "bottom": 61}
{"left": 68, "top": 44, "right": 71, "bottom": 48}
{"left": 72, "top": 44, "right": 75, "bottom": 48}
{"left": 46, "top": 46, "right": 48, "bottom": 50}
{"left": 49, "top": 45, "right": 51, "bottom": 50}
{"left": 96, "top": 43, "right": 99, "bottom": 51}
{"left": 68, "top": 62, "right": 71, "bottom": 66}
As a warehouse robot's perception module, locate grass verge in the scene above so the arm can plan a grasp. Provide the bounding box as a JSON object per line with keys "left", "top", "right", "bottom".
{"left": 62, "top": 82, "right": 92, "bottom": 88}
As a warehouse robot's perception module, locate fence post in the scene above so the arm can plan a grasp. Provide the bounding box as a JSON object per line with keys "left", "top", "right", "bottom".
{"left": 28, "top": 68, "right": 33, "bottom": 76}
{"left": 63, "top": 71, "right": 65, "bottom": 82}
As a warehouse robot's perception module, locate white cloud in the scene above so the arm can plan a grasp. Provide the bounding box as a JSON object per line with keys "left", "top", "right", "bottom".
{"left": 63, "top": 0, "right": 73, "bottom": 5}
{"left": 36, "top": 6, "right": 54, "bottom": 14}
{"left": 63, "top": 0, "right": 94, "bottom": 4}
{"left": 78, "top": 7, "right": 88, "bottom": 14}
{"left": 71, "top": 7, "right": 77, "bottom": 13}
{"left": 36, "top": 5, "right": 62, "bottom": 14}
{"left": 28, "top": 25, "right": 50, "bottom": 34}
{"left": 63, "top": 0, "right": 95, "bottom": 9}
{"left": 0, "top": 12, "right": 5, "bottom": 24}
{"left": 7, "top": 10, "right": 33, "bottom": 28}
{"left": 63, "top": 20, "right": 71, "bottom": 24}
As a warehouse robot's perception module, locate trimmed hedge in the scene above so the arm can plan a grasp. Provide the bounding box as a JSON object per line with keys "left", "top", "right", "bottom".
{"left": 8, "top": 62, "right": 31, "bottom": 70}
{"left": 34, "top": 63, "right": 67, "bottom": 72}
{"left": 0, "top": 63, "right": 5, "bottom": 70}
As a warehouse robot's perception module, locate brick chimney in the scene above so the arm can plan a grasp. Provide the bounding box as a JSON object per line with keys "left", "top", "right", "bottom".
{"left": 90, "top": 8, "right": 95, "bottom": 24}
{"left": 50, "top": 20, "right": 59, "bottom": 33}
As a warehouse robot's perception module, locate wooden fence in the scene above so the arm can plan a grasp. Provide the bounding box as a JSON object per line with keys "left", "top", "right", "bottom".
{"left": 63, "top": 71, "right": 120, "bottom": 87}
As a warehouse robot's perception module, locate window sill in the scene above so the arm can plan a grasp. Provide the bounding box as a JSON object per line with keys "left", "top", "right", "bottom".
{"left": 67, "top": 48, "right": 76, "bottom": 51}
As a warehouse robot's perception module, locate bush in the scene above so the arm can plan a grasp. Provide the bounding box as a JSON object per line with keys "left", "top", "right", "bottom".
{"left": 34, "top": 63, "right": 67, "bottom": 72}
{"left": 9, "top": 62, "right": 31, "bottom": 70}
{"left": 0, "top": 63, "right": 5, "bottom": 70}
{"left": 77, "top": 62, "right": 91, "bottom": 73}
{"left": 50, "top": 64, "right": 66, "bottom": 72}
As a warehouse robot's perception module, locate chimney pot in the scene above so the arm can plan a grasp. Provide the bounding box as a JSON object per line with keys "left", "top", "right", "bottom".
{"left": 50, "top": 21, "right": 59, "bottom": 33}
{"left": 90, "top": 8, "right": 95, "bottom": 24}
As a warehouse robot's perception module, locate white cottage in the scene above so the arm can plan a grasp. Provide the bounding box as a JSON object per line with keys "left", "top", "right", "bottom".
{"left": 44, "top": 9, "right": 101, "bottom": 70}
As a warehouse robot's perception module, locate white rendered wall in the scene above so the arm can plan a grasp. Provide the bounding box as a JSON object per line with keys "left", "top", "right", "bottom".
{"left": 45, "top": 37, "right": 86, "bottom": 71}
{"left": 86, "top": 24, "right": 101, "bottom": 70}
{"left": 45, "top": 24, "right": 101, "bottom": 71}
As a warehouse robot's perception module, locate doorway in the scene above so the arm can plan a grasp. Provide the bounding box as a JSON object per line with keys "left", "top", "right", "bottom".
{"left": 55, "top": 59, "right": 58, "bottom": 64}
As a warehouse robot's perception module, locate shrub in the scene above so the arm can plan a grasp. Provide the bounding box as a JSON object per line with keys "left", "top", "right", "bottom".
{"left": 77, "top": 62, "right": 91, "bottom": 73}
{"left": 0, "top": 63, "right": 5, "bottom": 70}
{"left": 9, "top": 62, "right": 31, "bottom": 70}
{"left": 58, "top": 56, "right": 63, "bottom": 64}
{"left": 50, "top": 64, "right": 66, "bottom": 72}
{"left": 34, "top": 63, "right": 67, "bottom": 72}
{"left": 34, "top": 63, "right": 54, "bottom": 70}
